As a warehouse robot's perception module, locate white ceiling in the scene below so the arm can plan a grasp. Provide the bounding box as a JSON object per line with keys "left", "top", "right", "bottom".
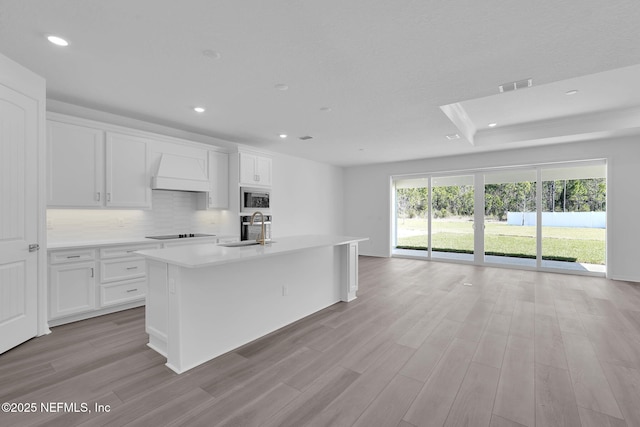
{"left": 1, "top": 0, "right": 640, "bottom": 166}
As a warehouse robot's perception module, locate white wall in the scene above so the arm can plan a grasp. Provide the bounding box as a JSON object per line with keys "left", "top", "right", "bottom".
{"left": 270, "top": 152, "right": 345, "bottom": 237}
{"left": 344, "top": 136, "right": 640, "bottom": 282}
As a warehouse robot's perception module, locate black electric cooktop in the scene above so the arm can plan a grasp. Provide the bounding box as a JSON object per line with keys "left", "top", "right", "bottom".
{"left": 146, "top": 233, "right": 216, "bottom": 240}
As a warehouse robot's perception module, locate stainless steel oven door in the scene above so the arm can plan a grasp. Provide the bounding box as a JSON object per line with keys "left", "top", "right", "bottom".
{"left": 241, "top": 215, "right": 272, "bottom": 241}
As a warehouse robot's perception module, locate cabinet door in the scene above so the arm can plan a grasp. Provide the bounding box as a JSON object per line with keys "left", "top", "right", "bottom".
{"left": 47, "top": 121, "right": 104, "bottom": 207}
{"left": 239, "top": 152, "right": 272, "bottom": 186}
{"left": 207, "top": 151, "right": 229, "bottom": 209}
{"left": 239, "top": 152, "right": 258, "bottom": 185}
{"left": 255, "top": 156, "right": 272, "bottom": 186}
{"left": 49, "top": 262, "right": 97, "bottom": 319}
{"left": 105, "top": 132, "right": 151, "bottom": 208}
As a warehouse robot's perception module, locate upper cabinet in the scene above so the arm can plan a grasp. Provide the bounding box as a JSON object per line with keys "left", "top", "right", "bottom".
{"left": 199, "top": 150, "right": 229, "bottom": 210}
{"left": 239, "top": 152, "right": 272, "bottom": 187}
{"left": 105, "top": 132, "right": 151, "bottom": 208}
{"left": 47, "top": 121, "right": 105, "bottom": 207}
{"left": 47, "top": 120, "right": 151, "bottom": 209}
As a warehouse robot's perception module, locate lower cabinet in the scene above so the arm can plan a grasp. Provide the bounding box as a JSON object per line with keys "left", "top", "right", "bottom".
{"left": 49, "top": 260, "right": 97, "bottom": 319}
{"left": 48, "top": 238, "right": 240, "bottom": 325}
{"left": 48, "top": 243, "right": 159, "bottom": 325}
{"left": 100, "top": 278, "right": 147, "bottom": 307}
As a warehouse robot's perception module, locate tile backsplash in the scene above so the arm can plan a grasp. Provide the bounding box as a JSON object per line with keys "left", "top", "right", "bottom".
{"left": 47, "top": 190, "right": 236, "bottom": 241}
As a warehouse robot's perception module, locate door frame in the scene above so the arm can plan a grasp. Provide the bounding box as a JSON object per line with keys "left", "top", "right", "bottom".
{"left": 0, "top": 53, "right": 50, "bottom": 338}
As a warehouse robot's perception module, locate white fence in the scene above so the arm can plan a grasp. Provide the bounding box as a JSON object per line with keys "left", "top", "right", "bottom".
{"left": 506, "top": 211, "right": 606, "bottom": 228}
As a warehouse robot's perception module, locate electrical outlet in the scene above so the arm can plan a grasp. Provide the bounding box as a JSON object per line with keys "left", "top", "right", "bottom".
{"left": 117, "top": 217, "right": 125, "bottom": 227}
{"left": 46, "top": 219, "right": 53, "bottom": 229}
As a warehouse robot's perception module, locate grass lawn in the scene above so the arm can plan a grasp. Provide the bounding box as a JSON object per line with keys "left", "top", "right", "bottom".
{"left": 396, "top": 218, "right": 605, "bottom": 264}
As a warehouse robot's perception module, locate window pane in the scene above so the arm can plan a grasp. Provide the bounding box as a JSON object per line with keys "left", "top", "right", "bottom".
{"left": 484, "top": 169, "right": 537, "bottom": 266}
{"left": 540, "top": 163, "right": 606, "bottom": 273}
{"left": 431, "top": 175, "right": 474, "bottom": 261}
{"left": 395, "top": 178, "right": 429, "bottom": 253}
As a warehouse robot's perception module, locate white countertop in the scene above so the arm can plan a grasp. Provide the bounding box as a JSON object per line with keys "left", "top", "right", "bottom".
{"left": 47, "top": 235, "right": 236, "bottom": 250}
{"left": 136, "top": 235, "right": 368, "bottom": 268}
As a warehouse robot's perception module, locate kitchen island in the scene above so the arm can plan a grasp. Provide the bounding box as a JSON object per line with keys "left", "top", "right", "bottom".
{"left": 136, "top": 235, "right": 367, "bottom": 373}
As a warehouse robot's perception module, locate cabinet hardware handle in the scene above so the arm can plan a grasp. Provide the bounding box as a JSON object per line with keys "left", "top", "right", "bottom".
{"left": 67, "top": 255, "right": 81, "bottom": 259}
{"left": 126, "top": 266, "right": 138, "bottom": 270}
{"left": 97, "top": 192, "right": 101, "bottom": 201}
{"left": 107, "top": 193, "right": 111, "bottom": 202}
{"left": 126, "top": 250, "right": 135, "bottom": 253}
{"left": 126, "top": 288, "right": 138, "bottom": 293}
{"left": 90, "top": 268, "right": 94, "bottom": 278}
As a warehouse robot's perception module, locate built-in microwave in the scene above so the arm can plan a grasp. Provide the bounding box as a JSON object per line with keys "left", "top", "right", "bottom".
{"left": 240, "top": 187, "right": 270, "bottom": 213}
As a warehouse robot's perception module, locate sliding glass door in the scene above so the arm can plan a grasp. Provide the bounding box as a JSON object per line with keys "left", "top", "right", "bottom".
{"left": 483, "top": 169, "right": 537, "bottom": 267}
{"left": 394, "top": 177, "right": 429, "bottom": 254}
{"left": 431, "top": 175, "right": 474, "bottom": 261}
{"left": 392, "top": 160, "right": 606, "bottom": 275}
{"left": 540, "top": 163, "right": 606, "bottom": 273}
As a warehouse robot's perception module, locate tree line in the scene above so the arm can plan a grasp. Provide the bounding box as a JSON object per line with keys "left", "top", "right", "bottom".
{"left": 397, "top": 179, "right": 606, "bottom": 221}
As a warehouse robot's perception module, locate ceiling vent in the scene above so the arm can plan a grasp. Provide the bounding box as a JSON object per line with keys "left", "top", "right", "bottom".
{"left": 299, "top": 135, "right": 313, "bottom": 140}
{"left": 499, "top": 78, "right": 532, "bottom": 93}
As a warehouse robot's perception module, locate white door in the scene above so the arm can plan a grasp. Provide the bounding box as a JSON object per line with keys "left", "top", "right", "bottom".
{"left": 0, "top": 54, "right": 44, "bottom": 354}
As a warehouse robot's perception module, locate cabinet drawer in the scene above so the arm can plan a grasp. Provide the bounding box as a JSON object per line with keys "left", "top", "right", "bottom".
{"left": 50, "top": 248, "right": 96, "bottom": 264}
{"left": 100, "top": 243, "right": 159, "bottom": 259}
{"left": 100, "top": 278, "right": 146, "bottom": 307}
{"left": 100, "top": 258, "right": 146, "bottom": 283}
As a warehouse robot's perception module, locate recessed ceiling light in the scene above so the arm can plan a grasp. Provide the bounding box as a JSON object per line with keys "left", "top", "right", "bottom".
{"left": 202, "top": 49, "right": 221, "bottom": 59}
{"left": 488, "top": 123, "right": 498, "bottom": 128}
{"left": 193, "top": 107, "right": 205, "bottom": 113}
{"left": 279, "top": 134, "right": 287, "bottom": 139}
{"left": 274, "top": 84, "right": 289, "bottom": 91}
{"left": 320, "top": 107, "right": 332, "bottom": 112}
{"left": 565, "top": 90, "right": 579, "bottom": 95}
{"left": 445, "top": 133, "right": 461, "bottom": 140}
{"left": 47, "top": 35, "right": 69, "bottom": 47}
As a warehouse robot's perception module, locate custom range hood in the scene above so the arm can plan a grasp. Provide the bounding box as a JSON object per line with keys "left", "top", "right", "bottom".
{"left": 151, "top": 153, "right": 210, "bottom": 192}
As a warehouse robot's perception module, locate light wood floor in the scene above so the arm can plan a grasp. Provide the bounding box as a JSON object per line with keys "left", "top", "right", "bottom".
{"left": 2, "top": 257, "right": 640, "bottom": 426}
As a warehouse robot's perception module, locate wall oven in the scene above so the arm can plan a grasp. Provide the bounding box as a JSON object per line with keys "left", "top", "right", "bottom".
{"left": 241, "top": 215, "right": 272, "bottom": 241}
{"left": 240, "top": 187, "right": 270, "bottom": 213}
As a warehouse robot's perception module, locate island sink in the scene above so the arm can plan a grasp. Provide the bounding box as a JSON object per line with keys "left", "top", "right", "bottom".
{"left": 218, "top": 240, "right": 276, "bottom": 248}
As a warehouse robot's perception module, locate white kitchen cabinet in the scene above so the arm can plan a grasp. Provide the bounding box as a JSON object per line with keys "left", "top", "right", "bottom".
{"left": 47, "top": 121, "right": 151, "bottom": 209}
{"left": 198, "top": 150, "right": 229, "bottom": 209}
{"left": 49, "top": 259, "right": 97, "bottom": 319}
{"left": 100, "top": 278, "right": 147, "bottom": 307}
{"left": 47, "top": 121, "right": 104, "bottom": 207}
{"left": 48, "top": 242, "right": 159, "bottom": 325}
{"left": 105, "top": 132, "right": 151, "bottom": 208}
{"left": 239, "top": 152, "right": 272, "bottom": 186}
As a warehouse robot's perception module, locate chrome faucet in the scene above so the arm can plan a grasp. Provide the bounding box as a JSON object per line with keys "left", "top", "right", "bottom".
{"left": 250, "top": 211, "right": 266, "bottom": 245}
